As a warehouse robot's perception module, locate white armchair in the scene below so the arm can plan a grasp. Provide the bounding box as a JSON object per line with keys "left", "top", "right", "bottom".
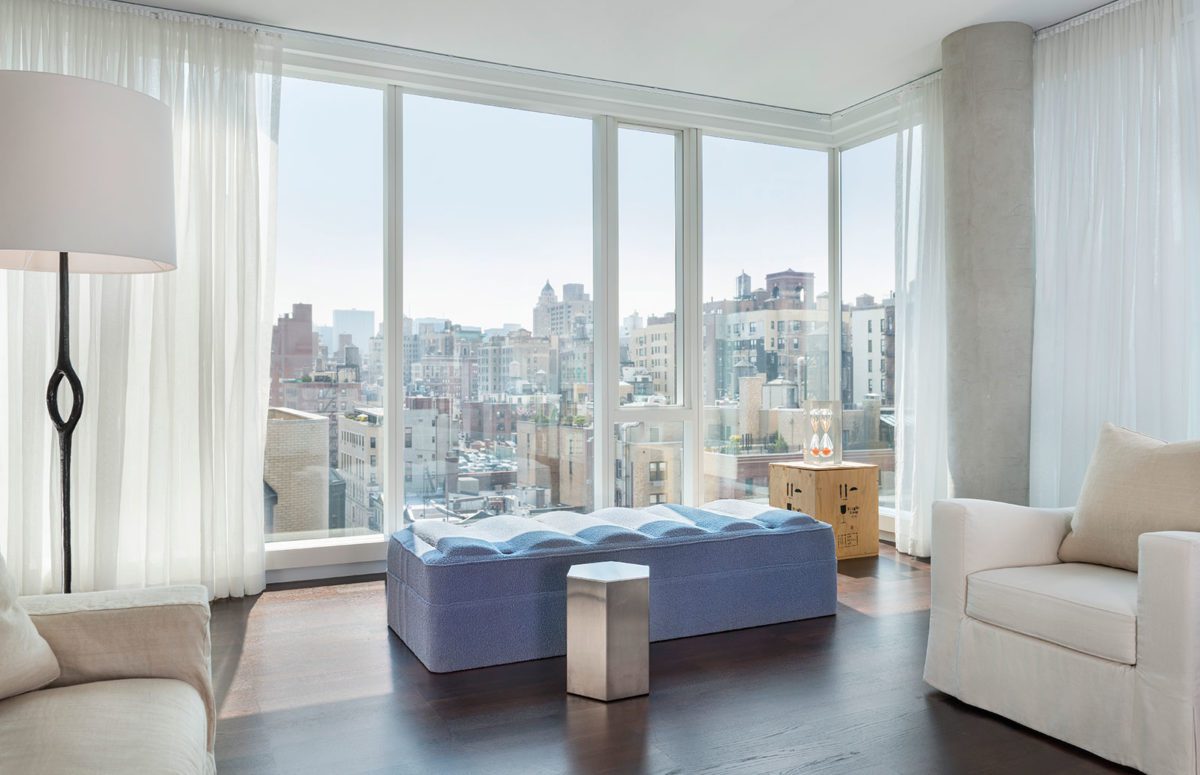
{"left": 925, "top": 499, "right": 1200, "bottom": 774}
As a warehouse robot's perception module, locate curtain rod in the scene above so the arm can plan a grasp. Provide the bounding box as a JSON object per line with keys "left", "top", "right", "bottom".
{"left": 833, "top": 70, "right": 942, "bottom": 119}
{"left": 842, "top": 0, "right": 1141, "bottom": 114}
{"left": 115, "top": 0, "right": 827, "bottom": 120}
{"left": 66, "top": 0, "right": 271, "bottom": 35}
{"left": 1035, "top": 0, "right": 1147, "bottom": 38}
{"left": 103, "top": 0, "right": 1108, "bottom": 118}
{"left": 112, "top": 0, "right": 935, "bottom": 119}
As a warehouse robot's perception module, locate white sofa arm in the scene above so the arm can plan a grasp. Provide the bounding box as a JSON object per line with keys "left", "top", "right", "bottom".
{"left": 20, "top": 585, "right": 214, "bottom": 752}
{"left": 1136, "top": 531, "right": 1200, "bottom": 775}
{"left": 924, "top": 499, "right": 1072, "bottom": 695}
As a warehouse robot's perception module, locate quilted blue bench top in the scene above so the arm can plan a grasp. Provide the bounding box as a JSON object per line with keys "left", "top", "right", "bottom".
{"left": 397, "top": 500, "right": 826, "bottom": 565}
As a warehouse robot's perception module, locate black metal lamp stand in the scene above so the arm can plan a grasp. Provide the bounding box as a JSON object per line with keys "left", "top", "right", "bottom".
{"left": 46, "top": 251, "right": 84, "bottom": 593}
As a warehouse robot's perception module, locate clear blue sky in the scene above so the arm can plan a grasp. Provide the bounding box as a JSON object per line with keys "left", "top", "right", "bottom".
{"left": 275, "top": 77, "right": 897, "bottom": 330}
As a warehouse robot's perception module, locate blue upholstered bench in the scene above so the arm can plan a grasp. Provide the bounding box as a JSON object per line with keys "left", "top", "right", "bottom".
{"left": 386, "top": 500, "right": 837, "bottom": 672}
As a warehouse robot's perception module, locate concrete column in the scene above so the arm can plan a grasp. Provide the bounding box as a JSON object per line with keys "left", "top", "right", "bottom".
{"left": 941, "top": 22, "right": 1035, "bottom": 504}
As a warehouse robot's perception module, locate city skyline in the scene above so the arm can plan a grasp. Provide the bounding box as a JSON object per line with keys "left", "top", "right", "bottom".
{"left": 265, "top": 265, "right": 896, "bottom": 538}
{"left": 289, "top": 266, "right": 898, "bottom": 344}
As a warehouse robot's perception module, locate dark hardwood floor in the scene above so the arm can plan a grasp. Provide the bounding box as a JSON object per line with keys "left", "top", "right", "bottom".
{"left": 210, "top": 545, "right": 1131, "bottom": 774}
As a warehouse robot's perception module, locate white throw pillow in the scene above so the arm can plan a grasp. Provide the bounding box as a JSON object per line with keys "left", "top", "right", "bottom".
{"left": 1058, "top": 423, "right": 1200, "bottom": 571}
{"left": 0, "top": 551, "right": 60, "bottom": 700}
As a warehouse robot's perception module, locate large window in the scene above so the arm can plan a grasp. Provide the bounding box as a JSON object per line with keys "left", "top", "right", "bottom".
{"left": 403, "top": 95, "right": 594, "bottom": 520}
{"left": 841, "top": 134, "right": 897, "bottom": 509}
{"left": 263, "top": 71, "right": 904, "bottom": 558}
{"left": 700, "top": 136, "right": 829, "bottom": 502}
{"left": 264, "top": 77, "right": 384, "bottom": 542}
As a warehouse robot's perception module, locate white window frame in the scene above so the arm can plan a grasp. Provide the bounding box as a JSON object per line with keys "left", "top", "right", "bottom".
{"left": 263, "top": 29, "right": 908, "bottom": 580}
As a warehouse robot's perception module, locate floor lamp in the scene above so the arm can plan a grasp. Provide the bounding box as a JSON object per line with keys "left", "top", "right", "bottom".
{"left": 0, "top": 71, "right": 177, "bottom": 593}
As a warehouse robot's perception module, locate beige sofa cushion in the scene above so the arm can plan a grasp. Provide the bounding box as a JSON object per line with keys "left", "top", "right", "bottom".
{"left": 967, "top": 562, "right": 1138, "bottom": 664}
{"left": 0, "top": 552, "right": 59, "bottom": 701}
{"left": 1059, "top": 423, "right": 1200, "bottom": 571}
{"left": 0, "top": 678, "right": 212, "bottom": 774}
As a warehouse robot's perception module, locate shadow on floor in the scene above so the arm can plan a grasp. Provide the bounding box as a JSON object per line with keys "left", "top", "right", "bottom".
{"left": 209, "top": 594, "right": 259, "bottom": 713}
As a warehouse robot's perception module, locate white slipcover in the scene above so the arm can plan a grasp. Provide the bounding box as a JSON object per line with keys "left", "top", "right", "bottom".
{"left": 926, "top": 498, "right": 1200, "bottom": 774}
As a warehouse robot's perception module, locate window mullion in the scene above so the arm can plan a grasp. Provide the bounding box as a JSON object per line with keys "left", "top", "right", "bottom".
{"left": 384, "top": 84, "right": 404, "bottom": 532}
{"left": 827, "top": 148, "right": 843, "bottom": 406}
{"left": 680, "top": 128, "right": 703, "bottom": 506}
{"left": 592, "top": 116, "right": 619, "bottom": 509}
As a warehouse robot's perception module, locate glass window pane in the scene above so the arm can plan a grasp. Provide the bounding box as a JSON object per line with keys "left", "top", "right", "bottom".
{"left": 614, "top": 421, "right": 684, "bottom": 506}
{"left": 618, "top": 127, "right": 679, "bottom": 406}
{"left": 841, "top": 135, "right": 897, "bottom": 509}
{"left": 403, "top": 95, "right": 594, "bottom": 521}
{"left": 265, "top": 78, "right": 385, "bottom": 542}
{"left": 700, "top": 136, "right": 829, "bottom": 502}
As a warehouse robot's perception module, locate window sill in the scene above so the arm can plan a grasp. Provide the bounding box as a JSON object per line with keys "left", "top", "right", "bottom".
{"left": 265, "top": 533, "right": 388, "bottom": 583}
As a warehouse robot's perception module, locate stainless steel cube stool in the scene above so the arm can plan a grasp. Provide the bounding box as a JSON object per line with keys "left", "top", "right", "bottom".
{"left": 566, "top": 561, "right": 650, "bottom": 701}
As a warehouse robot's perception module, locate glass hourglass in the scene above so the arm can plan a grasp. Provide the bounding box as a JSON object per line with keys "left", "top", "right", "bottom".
{"left": 808, "top": 410, "right": 822, "bottom": 457}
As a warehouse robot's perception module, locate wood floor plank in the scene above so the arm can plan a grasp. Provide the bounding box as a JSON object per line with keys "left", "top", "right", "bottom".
{"left": 210, "top": 546, "right": 1133, "bottom": 774}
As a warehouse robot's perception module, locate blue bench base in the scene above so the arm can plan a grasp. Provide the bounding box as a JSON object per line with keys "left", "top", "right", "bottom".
{"left": 387, "top": 504, "right": 837, "bottom": 673}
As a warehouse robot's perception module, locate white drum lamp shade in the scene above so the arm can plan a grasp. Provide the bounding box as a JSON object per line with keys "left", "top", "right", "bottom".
{"left": 0, "top": 70, "right": 176, "bottom": 272}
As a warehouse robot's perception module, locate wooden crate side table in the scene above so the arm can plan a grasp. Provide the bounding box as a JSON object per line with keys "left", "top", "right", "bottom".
{"left": 768, "top": 461, "right": 880, "bottom": 559}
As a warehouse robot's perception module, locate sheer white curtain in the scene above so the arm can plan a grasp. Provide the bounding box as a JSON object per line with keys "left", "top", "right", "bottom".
{"left": 893, "top": 74, "right": 949, "bottom": 558}
{"left": 1030, "top": 0, "right": 1200, "bottom": 507}
{"left": 0, "top": 0, "right": 281, "bottom": 597}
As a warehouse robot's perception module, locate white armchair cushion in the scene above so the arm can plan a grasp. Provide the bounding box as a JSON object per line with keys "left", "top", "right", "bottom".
{"left": 0, "top": 552, "right": 59, "bottom": 701}
{"left": 1059, "top": 423, "right": 1200, "bottom": 571}
{"left": 0, "top": 678, "right": 212, "bottom": 774}
{"left": 967, "top": 563, "right": 1138, "bottom": 664}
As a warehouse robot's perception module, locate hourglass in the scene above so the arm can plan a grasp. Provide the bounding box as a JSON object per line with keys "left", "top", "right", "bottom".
{"left": 803, "top": 400, "right": 843, "bottom": 465}
{"left": 819, "top": 408, "right": 834, "bottom": 458}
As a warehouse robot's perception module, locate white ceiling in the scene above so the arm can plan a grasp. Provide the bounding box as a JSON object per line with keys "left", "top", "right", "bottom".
{"left": 145, "top": 0, "right": 1101, "bottom": 114}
